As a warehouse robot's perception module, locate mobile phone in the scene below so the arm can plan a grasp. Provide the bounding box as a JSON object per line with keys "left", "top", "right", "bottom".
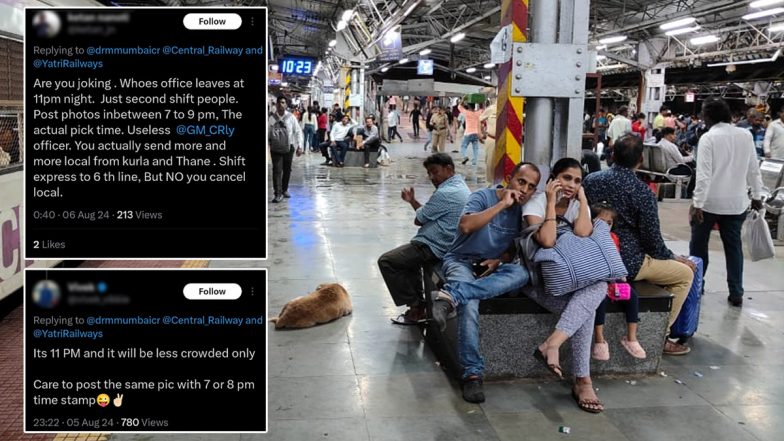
{"left": 472, "top": 261, "right": 489, "bottom": 277}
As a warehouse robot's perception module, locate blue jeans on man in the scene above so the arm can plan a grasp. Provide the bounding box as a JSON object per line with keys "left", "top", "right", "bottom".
{"left": 329, "top": 140, "right": 349, "bottom": 166}
{"left": 442, "top": 257, "right": 530, "bottom": 379}
{"left": 689, "top": 211, "right": 747, "bottom": 300}
{"left": 460, "top": 133, "right": 480, "bottom": 165}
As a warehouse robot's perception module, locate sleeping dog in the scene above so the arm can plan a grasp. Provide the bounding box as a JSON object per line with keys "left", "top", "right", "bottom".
{"left": 270, "top": 283, "right": 352, "bottom": 329}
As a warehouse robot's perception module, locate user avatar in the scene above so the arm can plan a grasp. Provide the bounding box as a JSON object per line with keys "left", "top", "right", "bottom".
{"left": 32, "top": 10, "right": 61, "bottom": 39}
{"left": 97, "top": 393, "right": 110, "bottom": 408}
{"left": 32, "top": 280, "right": 61, "bottom": 309}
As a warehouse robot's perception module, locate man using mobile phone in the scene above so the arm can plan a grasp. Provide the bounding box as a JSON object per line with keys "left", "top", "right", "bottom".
{"left": 430, "top": 162, "right": 541, "bottom": 403}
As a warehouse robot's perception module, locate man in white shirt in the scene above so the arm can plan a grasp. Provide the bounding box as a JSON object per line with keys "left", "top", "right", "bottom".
{"left": 689, "top": 98, "right": 764, "bottom": 307}
{"left": 270, "top": 96, "right": 304, "bottom": 203}
{"left": 605, "top": 106, "right": 632, "bottom": 166}
{"left": 763, "top": 108, "right": 784, "bottom": 160}
{"left": 387, "top": 106, "right": 403, "bottom": 142}
{"left": 329, "top": 115, "right": 354, "bottom": 167}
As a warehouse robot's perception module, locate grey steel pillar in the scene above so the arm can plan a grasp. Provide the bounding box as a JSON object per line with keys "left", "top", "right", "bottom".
{"left": 524, "top": 0, "right": 559, "bottom": 173}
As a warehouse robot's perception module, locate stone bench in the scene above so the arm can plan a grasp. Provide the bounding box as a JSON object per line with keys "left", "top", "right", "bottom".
{"left": 422, "top": 266, "right": 673, "bottom": 380}
{"left": 343, "top": 149, "right": 379, "bottom": 167}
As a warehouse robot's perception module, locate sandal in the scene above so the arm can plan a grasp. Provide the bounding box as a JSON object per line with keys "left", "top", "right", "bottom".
{"left": 620, "top": 336, "right": 646, "bottom": 359}
{"left": 572, "top": 384, "right": 604, "bottom": 414}
{"left": 390, "top": 308, "right": 426, "bottom": 326}
{"left": 533, "top": 347, "right": 564, "bottom": 380}
{"left": 592, "top": 341, "right": 610, "bottom": 361}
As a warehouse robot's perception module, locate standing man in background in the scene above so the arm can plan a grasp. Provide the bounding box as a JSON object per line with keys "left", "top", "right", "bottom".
{"left": 605, "top": 106, "right": 632, "bottom": 164}
{"left": 269, "top": 95, "right": 303, "bottom": 203}
{"left": 690, "top": 98, "right": 764, "bottom": 307}
{"left": 387, "top": 105, "right": 404, "bottom": 143}
{"left": 763, "top": 108, "right": 784, "bottom": 159}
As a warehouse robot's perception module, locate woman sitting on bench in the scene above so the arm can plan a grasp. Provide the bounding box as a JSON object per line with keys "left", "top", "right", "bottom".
{"left": 523, "top": 157, "right": 607, "bottom": 414}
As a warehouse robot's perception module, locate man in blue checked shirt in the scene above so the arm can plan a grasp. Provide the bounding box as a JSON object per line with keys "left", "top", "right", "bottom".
{"left": 378, "top": 153, "right": 471, "bottom": 326}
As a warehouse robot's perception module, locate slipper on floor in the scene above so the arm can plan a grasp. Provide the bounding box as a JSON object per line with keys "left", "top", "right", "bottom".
{"left": 532, "top": 348, "right": 564, "bottom": 380}
{"left": 572, "top": 388, "right": 603, "bottom": 414}
{"left": 390, "top": 313, "right": 426, "bottom": 325}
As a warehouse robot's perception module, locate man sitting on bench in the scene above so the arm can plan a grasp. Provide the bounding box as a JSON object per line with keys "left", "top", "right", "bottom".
{"left": 430, "top": 162, "right": 541, "bottom": 403}
{"left": 378, "top": 153, "right": 470, "bottom": 325}
{"left": 354, "top": 117, "right": 382, "bottom": 168}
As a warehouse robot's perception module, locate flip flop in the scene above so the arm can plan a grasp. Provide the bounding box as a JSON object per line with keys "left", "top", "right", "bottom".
{"left": 532, "top": 348, "right": 564, "bottom": 380}
{"left": 571, "top": 388, "right": 604, "bottom": 414}
{"left": 390, "top": 313, "right": 426, "bottom": 325}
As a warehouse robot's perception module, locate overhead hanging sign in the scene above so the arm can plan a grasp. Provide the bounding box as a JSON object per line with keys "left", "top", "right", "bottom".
{"left": 685, "top": 92, "right": 695, "bottom": 103}
{"left": 417, "top": 59, "right": 433, "bottom": 75}
{"left": 378, "top": 29, "right": 402, "bottom": 62}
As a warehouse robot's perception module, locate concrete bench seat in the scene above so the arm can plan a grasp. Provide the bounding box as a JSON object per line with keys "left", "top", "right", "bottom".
{"left": 343, "top": 149, "right": 379, "bottom": 167}
{"left": 422, "top": 265, "right": 673, "bottom": 380}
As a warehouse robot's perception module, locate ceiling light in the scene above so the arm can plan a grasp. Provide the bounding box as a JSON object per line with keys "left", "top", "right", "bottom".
{"left": 381, "top": 67, "right": 389, "bottom": 72}
{"left": 271, "top": 65, "right": 278, "bottom": 71}
{"left": 750, "top": 0, "right": 784, "bottom": 8}
{"left": 450, "top": 32, "right": 466, "bottom": 43}
{"left": 596, "top": 63, "right": 626, "bottom": 70}
{"left": 707, "top": 48, "right": 781, "bottom": 66}
{"left": 419, "top": 48, "right": 432, "bottom": 55}
{"left": 329, "top": 39, "right": 337, "bottom": 47}
{"left": 281, "top": 82, "right": 289, "bottom": 87}
{"left": 484, "top": 75, "right": 491, "bottom": 80}
{"left": 466, "top": 67, "right": 477, "bottom": 73}
{"left": 399, "top": 58, "right": 409, "bottom": 64}
{"left": 598, "top": 35, "right": 627, "bottom": 44}
{"left": 660, "top": 17, "right": 696, "bottom": 30}
{"left": 596, "top": 55, "right": 606, "bottom": 61}
{"left": 743, "top": 8, "right": 784, "bottom": 20}
{"left": 336, "top": 20, "right": 347, "bottom": 31}
{"left": 690, "top": 35, "right": 719, "bottom": 45}
{"left": 770, "top": 22, "right": 784, "bottom": 31}
{"left": 341, "top": 9, "right": 354, "bottom": 22}
{"left": 595, "top": 44, "right": 607, "bottom": 50}
{"left": 665, "top": 25, "right": 701, "bottom": 36}
{"left": 483, "top": 62, "right": 494, "bottom": 68}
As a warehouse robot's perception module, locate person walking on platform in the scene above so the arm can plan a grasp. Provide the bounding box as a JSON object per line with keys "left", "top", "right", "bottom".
{"left": 604, "top": 106, "right": 632, "bottom": 165}
{"left": 387, "top": 105, "right": 404, "bottom": 142}
{"left": 480, "top": 100, "right": 498, "bottom": 183}
{"left": 378, "top": 153, "right": 471, "bottom": 325}
{"left": 689, "top": 98, "right": 764, "bottom": 307}
{"left": 410, "top": 104, "right": 422, "bottom": 138}
{"left": 430, "top": 106, "right": 449, "bottom": 153}
{"left": 458, "top": 99, "right": 482, "bottom": 166}
{"left": 269, "top": 95, "right": 303, "bottom": 203}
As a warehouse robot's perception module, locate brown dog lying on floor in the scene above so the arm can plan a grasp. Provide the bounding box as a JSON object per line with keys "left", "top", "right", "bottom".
{"left": 270, "top": 283, "right": 352, "bottom": 329}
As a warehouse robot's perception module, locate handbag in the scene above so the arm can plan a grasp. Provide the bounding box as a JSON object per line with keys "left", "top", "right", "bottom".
{"left": 517, "top": 223, "right": 542, "bottom": 287}
{"left": 745, "top": 209, "right": 775, "bottom": 262}
{"left": 533, "top": 219, "right": 628, "bottom": 296}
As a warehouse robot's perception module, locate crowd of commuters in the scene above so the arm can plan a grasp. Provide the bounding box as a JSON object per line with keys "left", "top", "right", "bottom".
{"left": 376, "top": 97, "right": 768, "bottom": 414}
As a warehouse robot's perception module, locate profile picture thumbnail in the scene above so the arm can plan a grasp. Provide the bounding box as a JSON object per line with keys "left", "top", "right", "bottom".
{"left": 32, "top": 280, "right": 61, "bottom": 309}
{"left": 33, "top": 10, "right": 62, "bottom": 39}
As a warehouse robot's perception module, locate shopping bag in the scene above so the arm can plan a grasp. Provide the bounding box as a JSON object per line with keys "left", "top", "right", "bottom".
{"left": 670, "top": 256, "right": 703, "bottom": 339}
{"left": 745, "top": 209, "right": 775, "bottom": 262}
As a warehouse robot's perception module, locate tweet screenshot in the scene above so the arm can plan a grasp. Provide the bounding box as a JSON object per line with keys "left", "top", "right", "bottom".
{"left": 24, "top": 8, "right": 268, "bottom": 258}
{"left": 24, "top": 268, "right": 267, "bottom": 433}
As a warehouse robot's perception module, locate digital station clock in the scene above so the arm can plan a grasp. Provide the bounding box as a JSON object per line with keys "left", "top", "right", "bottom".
{"left": 278, "top": 57, "right": 315, "bottom": 76}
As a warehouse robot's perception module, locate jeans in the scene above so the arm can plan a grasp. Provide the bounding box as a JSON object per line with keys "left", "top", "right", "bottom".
{"left": 270, "top": 146, "right": 294, "bottom": 196}
{"left": 388, "top": 126, "right": 403, "bottom": 142}
{"left": 460, "top": 133, "right": 480, "bottom": 165}
{"left": 442, "top": 257, "right": 530, "bottom": 379}
{"left": 689, "top": 211, "right": 746, "bottom": 299}
{"left": 412, "top": 120, "right": 420, "bottom": 137}
{"left": 303, "top": 124, "right": 316, "bottom": 150}
{"left": 329, "top": 140, "right": 349, "bottom": 165}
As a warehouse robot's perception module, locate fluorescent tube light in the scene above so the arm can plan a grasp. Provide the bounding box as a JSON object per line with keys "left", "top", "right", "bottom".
{"left": 399, "top": 58, "right": 409, "bottom": 64}
{"left": 419, "top": 48, "right": 431, "bottom": 55}
{"left": 750, "top": 0, "right": 784, "bottom": 8}
{"left": 743, "top": 8, "right": 784, "bottom": 20}
{"left": 341, "top": 10, "right": 354, "bottom": 22}
{"left": 336, "top": 20, "right": 347, "bottom": 31}
{"left": 328, "top": 39, "right": 337, "bottom": 47}
{"left": 484, "top": 75, "right": 491, "bottom": 80}
{"left": 768, "top": 22, "right": 784, "bottom": 31}
{"left": 450, "top": 32, "right": 466, "bottom": 43}
{"left": 665, "top": 25, "right": 701, "bottom": 36}
{"left": 596, "top": 63, "right": 626, "bottom": 70}
{"left": 381, "top": 67, "right": 389, "bottom": 72}
{"left": 466, "top": 67, "right": 477, "bottom": 73}
{"left": 598, "top": 35, "right": 627, "bottom": 44}
{"left": 690, "top": 35, "right": 719, "bottom": 45}
{"left": 660, "top": 17, "right": 696, "bottom": 30}
{"left": 483, "top": 63, "right": 494, "bottom": 68}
